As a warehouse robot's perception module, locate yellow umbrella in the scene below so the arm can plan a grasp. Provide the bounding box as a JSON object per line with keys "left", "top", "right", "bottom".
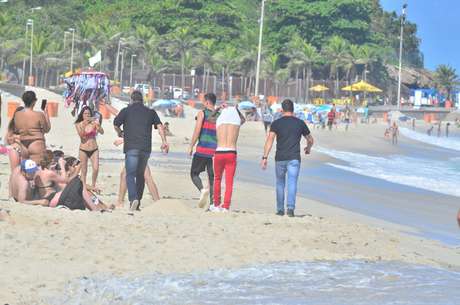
{"left": 342, "top": 80, "right": 382, "bottom": 93}
{"left": 309, "top": 84, "right": 329, "bottom": 92}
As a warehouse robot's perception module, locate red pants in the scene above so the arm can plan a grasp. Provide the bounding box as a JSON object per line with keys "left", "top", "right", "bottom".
{"left": 213, "top": 151, "right": 237, "bottom": 209}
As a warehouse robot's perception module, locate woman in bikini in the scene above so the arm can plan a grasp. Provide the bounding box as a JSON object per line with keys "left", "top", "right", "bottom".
{"left": 5, "top": 106, "right": 29, "bottom": 171}
{"left": 12, "top": 91, "right": 51, "bottom": 164}
{"left": 75, "top": 106, "right": 104, "bottom": 193}
{"left": 34, "top": 150, "right": 69, "bottom": 206}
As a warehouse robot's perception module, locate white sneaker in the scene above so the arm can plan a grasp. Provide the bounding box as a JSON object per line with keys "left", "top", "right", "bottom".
{"left": 220, "top": 207, "right": 229, "bottom": 213}
{"left": 198, "top": 189, "right": 209, "bottom": 208}
{"left": 209, "top": 204, "right": 221, "bottom": 212}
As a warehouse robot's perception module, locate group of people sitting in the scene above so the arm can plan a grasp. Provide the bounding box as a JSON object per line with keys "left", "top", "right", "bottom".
{"left": 3, "top": 90, "right": 163, "bottom": 211}
{"left": 4, "top": 91, "right": 109, "bottom": 210}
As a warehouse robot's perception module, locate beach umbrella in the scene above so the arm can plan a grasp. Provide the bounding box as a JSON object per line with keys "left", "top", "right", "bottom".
{"left": 152, "top": 99, "right": 177, "bottom": 109}
{"left": 238, "top": 101, "right": 256, "bottom": 110}
{"left": 271, "top": 103, "right": 302, "bottom": 113}
{"left": 271, "top": 103, "right": 282, "bottom": 112}
{"left": 341, "top": 80, "right": 382, "bottom": 93}
{"left": 309, "top": 84, "right": 329, "bottom": 92}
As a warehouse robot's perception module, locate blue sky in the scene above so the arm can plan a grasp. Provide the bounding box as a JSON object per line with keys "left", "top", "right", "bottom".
{"left": 381, "top": 0, "right": 459, "bottom": 73}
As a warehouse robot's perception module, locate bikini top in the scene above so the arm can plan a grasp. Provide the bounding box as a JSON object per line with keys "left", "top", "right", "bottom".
{"left": 85, "top": 129, "right": 97, "bottom": 138}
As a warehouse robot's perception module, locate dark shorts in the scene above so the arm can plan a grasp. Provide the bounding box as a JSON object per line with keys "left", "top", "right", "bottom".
{"left": 263, "top": 121, "right": 271, "bottom": 130}
{"left": 191, "top": 155, "right": 213, "bottom": 174}
{"left": 57, "top": 176, "right": 86, "bottom": 210}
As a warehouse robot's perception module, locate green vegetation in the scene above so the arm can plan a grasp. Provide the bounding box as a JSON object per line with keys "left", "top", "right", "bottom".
{"left": 0, "top": 0, "right": 425, "bottom": 100}
{"left": 434, "top": 65, "right": 459, "bottom": 100}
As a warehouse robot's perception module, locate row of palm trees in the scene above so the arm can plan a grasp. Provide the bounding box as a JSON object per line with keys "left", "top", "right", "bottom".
{"left": 1, "top": 15, "right": 458, "bottom": 102}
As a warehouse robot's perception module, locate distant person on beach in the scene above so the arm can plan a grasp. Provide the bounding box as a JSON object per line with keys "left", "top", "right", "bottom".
{"left": 13, "top": 91, "right": 51, "bottom": 164}
{"left": 427, "top": 125, "right": 434, "bottom": 136}
{"left": 75, "top": 106, "right": 104, "bottom": 193}
{"left": 437, "top": 122, "right": 442, "bottom": 137}
{"left": 114, "top": 90, "right": 169, "bottom": 211}
{"left": 261, "top": 99, "right": 314, "bottom": 217}
{"left": 412, "top": 118, "right": 416, "bottom": 130}
{"left": 262, "top": 107, "right": 274, "bottom": 134}
{"left": 390, "top": 122, "right": 399, "bottom": 145}
{"left": 327, "top": 107, "right": 336, "bottom": 131}
{"left": 344, "top": 106, "right": 351, "bottom": 131}
{"left": 211, "top": 104, "right": 246, "bottom": 212}
{"left": 188, "top": 93, "right": 220, "bottom": 209}
{"left": 446, "top": 122, "right": 451, "bottom": 138}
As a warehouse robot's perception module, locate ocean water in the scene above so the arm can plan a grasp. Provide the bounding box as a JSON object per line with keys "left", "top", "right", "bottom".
{"left": 315, "top": 147, "right": 460, "bottom": 197}
{"left": 400, "top": 127, "right": 460, "bottom": 152}
{"left": 52, "top": 260, "right": 460, "bottom": 305}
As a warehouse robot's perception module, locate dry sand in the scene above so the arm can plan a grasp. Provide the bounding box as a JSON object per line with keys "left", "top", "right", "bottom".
{"left": 1, "top": 87, "right": 459, "bottom": 304}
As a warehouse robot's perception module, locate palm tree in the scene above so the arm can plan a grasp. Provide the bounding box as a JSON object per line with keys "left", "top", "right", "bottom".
{"left": 196, "top": 39, "right": 216, "bottom": 93}
{"left": 165, "top": 27, "right": 199, "bottom": 89}
{"left": 358, "top": 45, "right": 379, "bottom": 81}
{"left": 262, "top": 53, "right": 281, "bottom": 96}
{"left": 434, "top": 65, "right": 459, "bottom": 100}
{"left": 324, "top": 36, "right": 349, "bottom": 96}
{"left": 213, "top": 45, "right": 238, "bottom": 97}
{"left": 297, "top": 41, "right": 321, "bottom": 103}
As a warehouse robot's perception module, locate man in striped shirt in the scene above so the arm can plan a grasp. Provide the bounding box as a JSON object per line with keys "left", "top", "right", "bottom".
{"left": 188, "top": 93, "right": 220, "bottom": 209}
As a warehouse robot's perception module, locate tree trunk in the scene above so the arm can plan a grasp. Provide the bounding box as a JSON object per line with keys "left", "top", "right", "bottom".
{"left": 295, "top": 68, "right": 299, "bottom": 102}
{"left": 181, "top": 52, "right": 185, "bottom": 89}
{"left": 221, "top": 67, "right": 225, "bottom": 97}
{"left": 302, "top": 67, "right": 307, "bottom": 103}
{"left": 306, "top": 65, "right": 311, "bottom": 104}
{"left": 336, "top": 69, "right": 339, "bottom": 98}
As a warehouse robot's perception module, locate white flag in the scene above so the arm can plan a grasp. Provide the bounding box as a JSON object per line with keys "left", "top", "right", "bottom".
{"left": 89, "top": 50, "right": 102, "bottom": 67}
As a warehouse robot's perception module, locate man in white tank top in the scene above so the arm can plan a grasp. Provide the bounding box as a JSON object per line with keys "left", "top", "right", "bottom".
{"left": 211, "top": 104, "right": 245, "bottom": 212}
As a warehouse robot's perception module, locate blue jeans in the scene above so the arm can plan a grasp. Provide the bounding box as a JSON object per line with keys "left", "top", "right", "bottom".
{"left": 275, "top": 160, "right": 300, "bottom": 212}
{"left": 125, "top": 149, "right": 150, "bottom": 202}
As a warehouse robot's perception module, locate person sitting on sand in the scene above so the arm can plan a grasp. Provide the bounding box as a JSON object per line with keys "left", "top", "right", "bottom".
{"left": 210, "top": 103, "right": 246, "bottom": 212}
{"left": 34, "top": 150, "right": 76, "bottom": 206}
{"left": 47, "top": 156, "right": 112, "bottom": 211}
{"left": 75, "top": 106, "right": 104, "bottom": 193}
{"left": 9, "top": 159, "right": 49, "bottom": 206}
{"left": 12, "top": 91, "right": 51, "bottom": 164}
{"left": 164, "top": 122, "right": 173, "bottom": 137}
{"left": 5, "top": 106, "right": 29, "bottom": 171}
{"left": 384, "top": 128, "right": 390, "bottom": 140}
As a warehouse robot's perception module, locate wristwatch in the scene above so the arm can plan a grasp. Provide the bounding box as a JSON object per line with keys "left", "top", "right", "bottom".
{"left": 262, "top": 156, "right": 268, "bottom": 160}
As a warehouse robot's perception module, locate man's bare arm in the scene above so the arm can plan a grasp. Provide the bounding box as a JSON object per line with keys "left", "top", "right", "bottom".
{"left": 304, "top": 134, "right": 314, "bottom": 154}
{"left": 17, "top": 183, "right": 48, "bottom": 206}
{"left": 189, "top": 111, "right": 204, "bottom": 155}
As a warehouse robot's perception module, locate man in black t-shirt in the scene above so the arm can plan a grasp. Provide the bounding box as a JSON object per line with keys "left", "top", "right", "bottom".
{"left": 114, "top": 91, "right": 169, "bottom": 211}
{"left": 261, "top": 99, "right": 314, "bottom": 217}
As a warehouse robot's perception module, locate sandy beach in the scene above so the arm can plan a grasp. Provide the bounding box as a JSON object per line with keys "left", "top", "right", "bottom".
{"left": 1, "top": 88, "right": 460, "bottom": 304}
